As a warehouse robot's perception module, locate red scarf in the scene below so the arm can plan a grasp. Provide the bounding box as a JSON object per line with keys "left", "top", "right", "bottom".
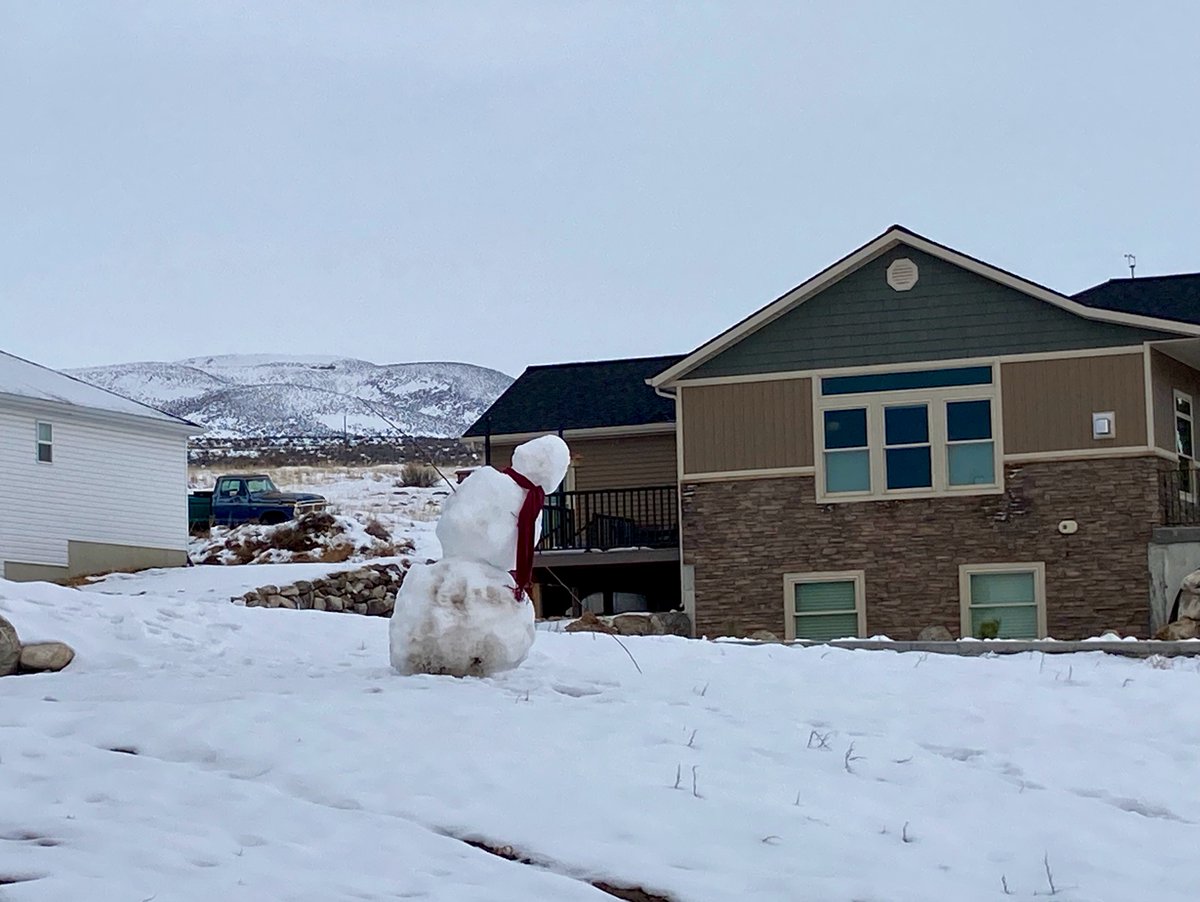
{"left": 503, "top": 467, "right": 545, "bottom": 601}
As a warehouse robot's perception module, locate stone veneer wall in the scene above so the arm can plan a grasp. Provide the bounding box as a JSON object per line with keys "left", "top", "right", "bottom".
{"left": 682, "top": 456, "right": 1166, "bottom": 640}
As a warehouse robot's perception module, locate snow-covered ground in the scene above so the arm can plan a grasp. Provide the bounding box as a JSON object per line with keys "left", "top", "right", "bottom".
{"left": 2, "top": 563, "right": 1199, "bottom": 901}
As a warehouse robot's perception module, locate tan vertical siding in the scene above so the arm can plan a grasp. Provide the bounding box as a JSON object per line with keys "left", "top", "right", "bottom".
{"left": 1151, "top": 350, "right": 1200, "bottom": 453}
{"left": 681, "top": 378, "right": 813, "bottom": 474}
{"left": 570, "top": 434, "right": 677, "bottom": 489}
{"left": 483, "top": 433, "right": 676, "bottom": 489}
{"left": 1001, "top": 353, "right": 1146, "bottom": 454}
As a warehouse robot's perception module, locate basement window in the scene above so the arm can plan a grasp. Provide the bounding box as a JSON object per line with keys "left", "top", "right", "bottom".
{"left": 36, "top": 422, "right": 53, "bottom": 463}
{"left": 784, "top": 571, "right": 866, "bottom": 641}
{"left": 959, "top": 563, "right": 1046, "bottom": 639}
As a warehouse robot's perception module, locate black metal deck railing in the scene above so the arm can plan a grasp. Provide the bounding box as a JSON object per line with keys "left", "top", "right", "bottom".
{"left": 538, "top": 486, "right": 678, "bottom": 552}
{"left": 1161, "top": 467, "right": 1200, "bottom": 526}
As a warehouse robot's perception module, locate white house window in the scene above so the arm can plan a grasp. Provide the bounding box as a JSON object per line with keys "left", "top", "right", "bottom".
{"left": 784, "top": 571, "right": 866, "bottom": 641}
{"left": 816, "top": 366, "right": 1000, "bottom": 502}
{"left": 1175, "top": 390, "right": 1194, "bottom": 498}
{"left": 959, "top": 563, "right": 1046, "bottom": 640}
{"left": 36, "top": 422, "right": 53, "bottom": 463}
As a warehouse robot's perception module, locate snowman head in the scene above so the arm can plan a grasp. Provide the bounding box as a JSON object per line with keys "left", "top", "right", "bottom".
{"left": 510, "top": 434, "right": 571, "bottom": 495}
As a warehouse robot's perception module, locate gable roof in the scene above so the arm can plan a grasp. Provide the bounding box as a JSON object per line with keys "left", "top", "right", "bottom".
{"left": 462, "top": 354, "right": 682, "bottom": 438}
{"left": 651, "top": 225, "right": 1200, "bottom": 387}
{"left": 1074, "top": 273, "right": 1200, "bottom": 326}
{"left": 0, "top": 350, "right": 200, "bottom": 430}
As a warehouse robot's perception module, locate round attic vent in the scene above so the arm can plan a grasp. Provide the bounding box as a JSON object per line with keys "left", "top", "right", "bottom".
{"left": 886, "top": 258, "right": 919, "bottom": 292}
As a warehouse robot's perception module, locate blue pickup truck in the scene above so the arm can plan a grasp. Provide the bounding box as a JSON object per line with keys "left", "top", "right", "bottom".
{"left": 188, "top": 474, "right": 328, "bottom": 530}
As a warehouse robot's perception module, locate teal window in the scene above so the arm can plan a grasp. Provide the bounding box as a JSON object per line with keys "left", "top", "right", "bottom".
{"left": 947, "top": 399, "right": 995, "bottom": 486}
{"left": 884, "top": 405, "right": 931, "bottom": 489}
{"left": 824, "top": 408, "right": 869, "bottom": 493}
{"left": 965, "top": 569, "right": 1041, "bottom": 639}
{"left": 36, "top": 422, "right": 53, "bottom": 463}
{"left": 791, "top": 577, "right": 862, "bottom": 640}
{"left": 822, "top": 365, "right": 992, "bottom": 396}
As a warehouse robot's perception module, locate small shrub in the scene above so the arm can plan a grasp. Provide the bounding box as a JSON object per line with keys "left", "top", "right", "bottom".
{"left": 978, "top": 619, "right": 1001, "bottom": 640}
{"left": 401, "top": 462, "right": 440, "bottom": 488}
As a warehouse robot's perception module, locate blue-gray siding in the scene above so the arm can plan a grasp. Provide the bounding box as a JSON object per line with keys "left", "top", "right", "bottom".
{"left": 685, "top": 246, "right": 1178, "bottom": 379}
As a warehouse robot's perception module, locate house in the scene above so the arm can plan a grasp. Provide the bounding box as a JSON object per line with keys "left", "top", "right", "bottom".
{"left": 462, "top": 355, "right": 682, "bottom": 617}
{"left": 469, "top": 226, "right": 1200, "bottom": 640}
{"left": 0, "top": 350, "right": 201, "bottom": 581}
{"left": 651, "top": 226, "right": 1200, "bottom": 641}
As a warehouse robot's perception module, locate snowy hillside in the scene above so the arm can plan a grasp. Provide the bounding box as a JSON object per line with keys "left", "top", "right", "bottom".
{"left": 68, "top": 355, "right": 512, "bottom": 438}
{"left": 3, "top": 566, "right": 1199, "bottom": 900}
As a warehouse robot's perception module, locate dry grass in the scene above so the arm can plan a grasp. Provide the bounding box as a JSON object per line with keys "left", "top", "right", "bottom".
{"left": 400, "top": 462, "right": 440, "bottom": 488}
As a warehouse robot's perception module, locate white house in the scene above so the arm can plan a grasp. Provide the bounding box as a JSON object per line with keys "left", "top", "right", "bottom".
{"left": 0, "top": 350, "right": 201, "bottom": 582}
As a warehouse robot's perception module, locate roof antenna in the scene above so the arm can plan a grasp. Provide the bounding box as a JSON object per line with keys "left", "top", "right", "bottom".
{"left": 1124, "top": 253, "right": 1136, "bottom": 278}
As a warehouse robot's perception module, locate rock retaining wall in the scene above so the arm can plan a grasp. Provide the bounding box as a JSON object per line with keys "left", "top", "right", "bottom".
{"left": 233, "top": 563, "right": 409, "bottom": 616}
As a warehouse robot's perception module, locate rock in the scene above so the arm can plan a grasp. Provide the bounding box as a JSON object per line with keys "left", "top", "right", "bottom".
{"left": 371, "top": 585, "right": 388, "bottom": 599}
{"left": 656, "top": 611, "right": 692, "bottom": 637}
{"left": 326, "top": 596, "right": 345, "bottom": 613}
{"left": 564, "top": 611, "right": 617, "bottom": 634}
{"left": 352, "top": 602, "right": 368, "bottom": 615}
{"left": 0, "top": 615, "right": 20, "bottom": 676}
{"left": 747, "top": 629, "right": 779, "bottom": 642}
{"left": 917, "top": 625, "right": 955, "bottom": 642}
{"left": 294, "top": 580, "right": 313, "bottom": 593}
{"left": 611, "top": 614, "right": 656, "bottom": 636}
{"left": 366, "top": 598, "right": 392, "bottom": 617}
{"left": 296, "top": 595, "right": 313, "bottom": 610}
{"left": 1156, "top": 618, "right": 1200, "bottom": 640}
{"left": 18, "top": 642, "right": 75, "bottom": 673}
{"left": 280, "top": 586, "right": 301, "bottom": 597}
{"left": 312, "top": 596, "right": 327, "bottom": 611}
{"left": 259, "top": 585, "right": 278, "bottom": 596}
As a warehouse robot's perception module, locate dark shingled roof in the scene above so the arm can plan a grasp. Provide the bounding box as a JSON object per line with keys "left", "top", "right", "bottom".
{"left": 1073, "top": 273, "right": 1200, "bottom": 326}
{"left": 463, "top": 354, "right": 682, "bottom": 438}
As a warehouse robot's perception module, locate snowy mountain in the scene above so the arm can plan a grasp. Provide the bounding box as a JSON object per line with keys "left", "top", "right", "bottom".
{"left": 68, "top": 355, "right": 513, "bottom": 438}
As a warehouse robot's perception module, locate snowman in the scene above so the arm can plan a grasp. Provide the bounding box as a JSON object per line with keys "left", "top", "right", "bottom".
{"left": 389, "top": 434, "right": 570, "bottom": 677}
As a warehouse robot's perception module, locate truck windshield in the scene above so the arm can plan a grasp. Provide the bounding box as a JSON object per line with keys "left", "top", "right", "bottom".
{"left": 245, "top": 477, "right": 278, "bottom": 495}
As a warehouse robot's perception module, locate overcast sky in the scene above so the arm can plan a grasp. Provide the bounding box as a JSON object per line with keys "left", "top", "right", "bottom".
{"left": 3, "top": 2, "right": 1198, "bottom": 377}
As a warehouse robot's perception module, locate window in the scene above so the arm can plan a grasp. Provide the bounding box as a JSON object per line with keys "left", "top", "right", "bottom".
{"left": 884, "top": 404, "right": 932, "bottom": 489}
{"left": 36, "top": 422, "right": 53, "bottom": 463}
{"left": 946, "top": 400, "right": 995, "bottom": 486}
{"left": 959, "top": 563, "right": 1046, "bottom": 640}
{"left": 823, "top": 408, "right": 870, "bottom": 493}
{"left": 822, "top": 365, "right": 992, "bottom": 396}
{"left": 816, "top": 367, "right": 1000, "bottom": 501}
{"left": 784, "top": 571, "right": 866, "bottom": 641}
{"left": 1176, "top": 390, "right": 1194, "bottom": 499}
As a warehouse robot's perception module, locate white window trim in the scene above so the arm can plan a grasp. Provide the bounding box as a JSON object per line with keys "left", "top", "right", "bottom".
{"left": 814, "top": 376, "right": 1003, "bottom": 503}
{"left": 35, "top": 421, "right": 53, "bottom": 464}
{"left": 782, "top": 570, "right": 866, "bottom": 641}
{"left": 958, "top": 562, "right": 1047, "bottom": 640}
{"left": 1174, "top": 389, "right": 1195, "bottom": 501}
